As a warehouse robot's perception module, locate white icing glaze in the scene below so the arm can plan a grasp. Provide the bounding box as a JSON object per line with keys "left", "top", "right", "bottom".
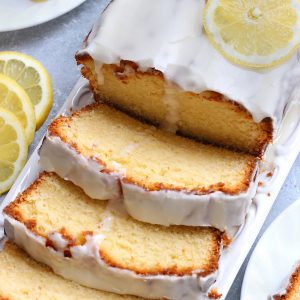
{"left": 270, "top": 261, "right": 300, "bottom": 299}
{"left": 160, "top": 82, "right": 179, "bottom": 132}
{"left": 39, "top": 132, "right": 259, "bottom": 232}
{"left": 111, "top": 161, "right": 127, "bottom": 177}
{"left": 122, "top": 168, "right": 258, "bottom": 231}
{"left": 48, "top": 232, "right": 68, "bottom": 252}
{"left": 39, "top": 135, "right": 120, "bottom": 200}
{"left": 80, "top": 0, "right": 300, "bottom": 125}
{"left": 3, "top": 215, "right": 219, "bottom": 300}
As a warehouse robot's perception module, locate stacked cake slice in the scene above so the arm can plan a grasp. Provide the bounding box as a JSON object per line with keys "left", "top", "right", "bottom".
{"left": 0, "top": 242, "right": 141, "bottom": 300}
{"left": 4, "top": 172, "right": 222, "bottom": 299}
{"left": 39, "top": 102, "right": 258, "bottom": 231}
{"left": 2, "top": 99, "right": 259, "bottom": 299}
{"left": 76, "top": 57, "right": 273, "bottom": 157}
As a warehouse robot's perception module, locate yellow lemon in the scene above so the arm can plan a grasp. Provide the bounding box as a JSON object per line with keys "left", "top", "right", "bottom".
{"left": 0, "top": 108, "right": 28, "bottom": 195}
{"left": 0, "top": 74, "right": 35, "bottom": 144}
{"left": 0, "top": 51, "right": 53, "bottom": 128}
{"left": 204, "top": 0, "right": 300, "bottom": 68}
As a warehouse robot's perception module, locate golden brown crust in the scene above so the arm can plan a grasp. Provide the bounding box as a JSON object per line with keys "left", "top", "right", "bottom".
{"left": 273, "top": 265, "right": 300, "bottom": 300}
{"left": 4, "top": 173, "right": 79, "bottom": 254}
{"left": 202, "top": 229, "right": 222, "bottom": 277}
{"left": 208, "top": 288, "right": 222, "bottom": 299}
{"left": 48, "top": 111, "right": 111, "bottom": 174}
{"left": 1, "top": 242, "right": 147, "bottom": 299}
{"left": 3, "top": 172, "right": 47, "bottom": 234}
{"left": 221, "top": 232, "right": 232, "bottom": 248}
{"left": 48, "top": 102, "right": 258, "bottom": 196}
{"left": 76, "top": 54, "right": 273, "bottom": 157}
{"left": 4, "top": 172, "right": 222, "bottom": 278}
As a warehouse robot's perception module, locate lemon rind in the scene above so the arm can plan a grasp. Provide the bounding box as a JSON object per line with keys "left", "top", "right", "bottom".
{"left": 0, "top": 108, "right": 28, "bottom": 195}
{"left": 0, "top": 74, "right": 36, "bottom": 144}
{"left": 203, "top": 0, "right": 300, "bottom": 69}
{"left": 0, "top": 51, "right": 53, "bottom": 129}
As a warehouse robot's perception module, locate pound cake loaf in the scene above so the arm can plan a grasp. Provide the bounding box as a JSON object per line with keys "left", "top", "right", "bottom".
{"left": 4, "top": 172, "right": 223, "bottom": 300}
{"left": 272, "top": 263, "right": 300, "bottom": 300}
{"left": 0, "top": 241, "right": 140, "bottom": 300}
{"left": 39, "top": 102, "right": 258, "bottom": 231}
{"left": 74, "top": 0, "right": 300, "bottom": 156}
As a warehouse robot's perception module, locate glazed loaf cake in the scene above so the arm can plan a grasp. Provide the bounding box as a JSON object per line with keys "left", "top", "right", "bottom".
{"left": 39, "top": 102, "right": 258, "bottom": 231}
{"left": 75, "top": 0, "right": 300, "bottom": 156}
{"left": 4, "top": 172, "right": 223, "bottom": 300}
{"left": 0, "top": 241, "right": 141, "bottom": 300}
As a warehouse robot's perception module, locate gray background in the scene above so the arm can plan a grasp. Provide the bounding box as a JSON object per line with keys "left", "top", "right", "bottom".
{"left": 0, "top": 0, "right": 299, "bottom": 299}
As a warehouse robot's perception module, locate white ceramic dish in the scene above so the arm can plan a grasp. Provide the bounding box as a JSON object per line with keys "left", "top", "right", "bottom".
{"left": 0, "top": 0, "right": 87, "bottom": 32}
{"left": 241, "top": 198, "right": 300, "bottom": 300}
{"left": 0, "top": 78, "right": 300, "bottom": 299}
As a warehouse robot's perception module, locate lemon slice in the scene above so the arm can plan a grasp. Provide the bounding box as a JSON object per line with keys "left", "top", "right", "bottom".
{"left": 0, "top": 51, "right": 53, "bottom": 129}
{"left": 204, "top": 0, "right": 300, "bottom": 68}
{"left": 0, "top": 74, "right": 35, "bottom": 144}
{"left": 0, "top": 108, "right": 28, "bottom": 195}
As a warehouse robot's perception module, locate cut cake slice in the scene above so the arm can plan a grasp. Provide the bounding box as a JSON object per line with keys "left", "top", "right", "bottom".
{"left": 0, "top": 241, "right": 140, "bottom": 300}
{"left": 75, "top": 0, "right": 277, "bottom": 156}
{"left": 4, "top": 172, "right": 223, "bottom": 300}
{"left": 77, "top": 57, "right": 272, "bottom": 157}
{"left": 272, "top": 263, "right": 300, "bottom": 300}
{"left": 39, "top": 102, "right": 258, "bottom": 231}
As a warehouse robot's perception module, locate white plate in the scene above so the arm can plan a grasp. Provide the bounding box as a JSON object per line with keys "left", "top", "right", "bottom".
{"left": 0, "top": 78, "right": 299, "bottom": 299}
{"left": 241, "top": 198, "right": 300, "bottom": 300}
{"left": 0, "top": 0, "right": 87, "bottom": 32}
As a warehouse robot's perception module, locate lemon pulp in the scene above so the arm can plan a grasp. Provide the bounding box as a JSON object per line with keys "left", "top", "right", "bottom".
{"left": 0, "top": 74, "right": 35, "bottom": 144}
{"left": 204, "top": 0, "right": 300, "bottom": 68}
{"left": 0, "top": 51, "right": 53, "bottom": 128}
{"left": 0, "top": 108, "right": 28, "bottom": 195}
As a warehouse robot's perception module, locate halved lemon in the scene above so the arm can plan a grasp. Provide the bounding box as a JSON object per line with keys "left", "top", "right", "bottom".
{"left": 0, "top": 74, "right": 35, "bottom": 144}
{"left": 204, "top": 0, "right": 300, "bottom": 68}
{"left": 0, "top": 51, "right": 53, "bottom": 129}
{"left": 0, "top": 108, "right": 28, "bottom": 195}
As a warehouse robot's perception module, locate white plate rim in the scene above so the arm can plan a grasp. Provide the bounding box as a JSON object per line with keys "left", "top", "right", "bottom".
{"left": 0, "top": 0, "right": 87, "bottom": 32}
{"left": 241, "top": 198, "right": 300, "bottom": 300}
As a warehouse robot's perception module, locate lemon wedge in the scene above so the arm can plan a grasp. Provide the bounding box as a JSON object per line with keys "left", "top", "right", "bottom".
{"left": 0, "top": 108, "right": 28, "bottom": 195}
{"left": 0, "top": 74, "right": 35, "bottom": 144}
{"left": 204, "top": 0, "right": 300, "bottom": 68}
{"left": 0, "top": 51, "right": 53, "bottom": 128}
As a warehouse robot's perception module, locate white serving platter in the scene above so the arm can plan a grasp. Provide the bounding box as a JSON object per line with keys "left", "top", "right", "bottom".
{"left": 241, "top": 197, "right": 300, "bottom": 300}
{"left": 0, "top": 78, "right": 300, "bottom": 299}
{"left": 0, "top": 0, "right": 87, "bottom": 32}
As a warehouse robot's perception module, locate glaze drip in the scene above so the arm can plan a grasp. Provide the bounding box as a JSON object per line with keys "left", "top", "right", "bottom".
{"left": 81, "top": 0, "right": 300, "bottom": 126}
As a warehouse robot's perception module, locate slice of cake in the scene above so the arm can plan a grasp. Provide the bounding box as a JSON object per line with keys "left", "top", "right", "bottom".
{"left": 0, "top": 241, "right": 140, "bottom": 300}
{"left": 74, "top": 0, "right": 300, "bottom": 156}
{"left": 272, "top": 263, "right": 300, "bottom": 300}
{"left": 76, "top": 58, "right": 272, "bottom": 157}
{"left": 4, "top": 172, "right": 223, "bottom": 300}
{"left": 39, "top": 102, "right": 258, "bottom": 231}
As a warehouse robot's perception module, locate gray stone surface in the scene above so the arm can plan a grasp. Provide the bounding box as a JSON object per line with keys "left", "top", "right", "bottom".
{"left": 0, "top": 1, "right": 299, "bottom": 299}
